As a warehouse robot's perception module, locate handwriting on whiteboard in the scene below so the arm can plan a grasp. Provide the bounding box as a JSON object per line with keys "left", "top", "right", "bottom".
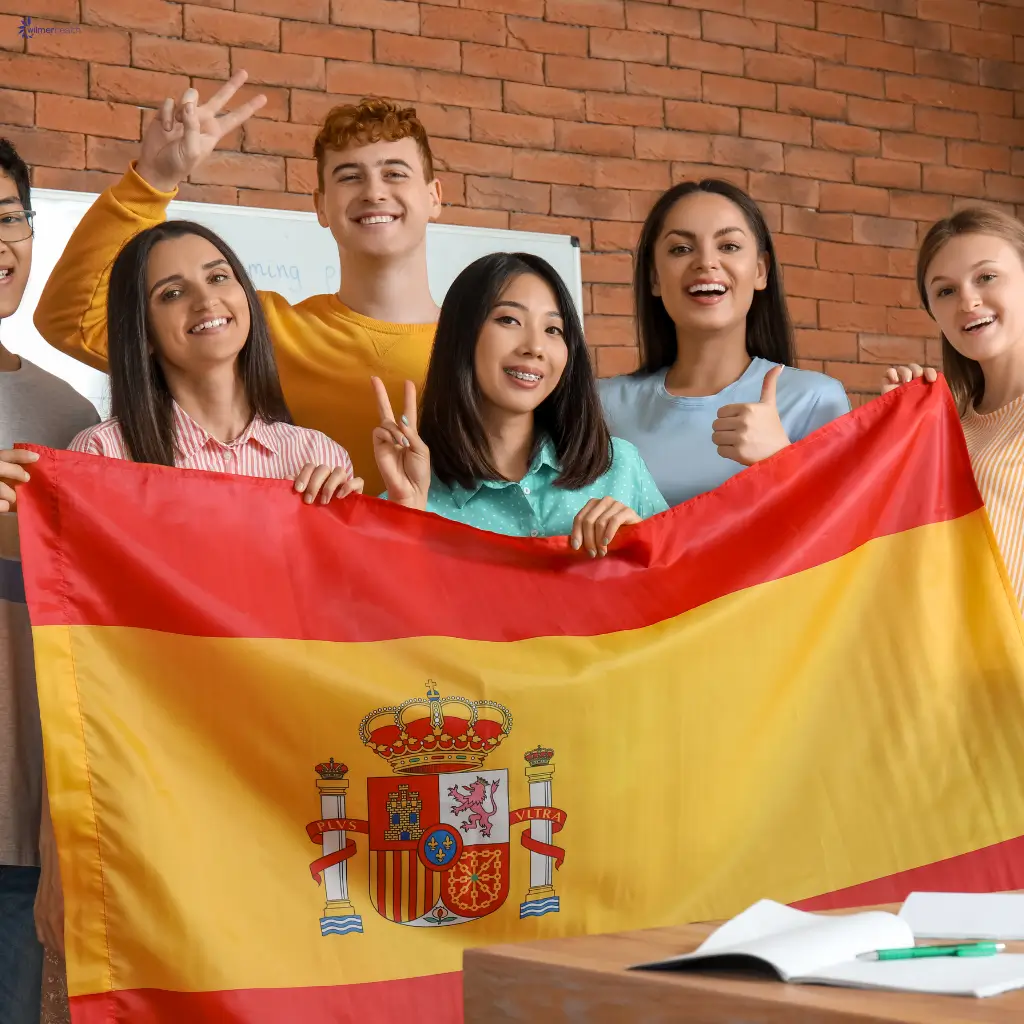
{"left": 245, "top": 262, "right": 303, "bottom": 291}
{"left": 244, "top": 262, "right": 342, "bottom": 295}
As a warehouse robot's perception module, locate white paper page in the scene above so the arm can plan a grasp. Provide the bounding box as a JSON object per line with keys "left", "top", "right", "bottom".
{"left": 695, "top": 900, "right": 815, "bottom": 952}
{"left": 802, "top": 952, "right": 1024, "bottom": 997}
{"left": 900, "top": 892, "right": 1024, "bottom": 940}
{"left": 639, "top": 900, "right": 913, "bottom": 980}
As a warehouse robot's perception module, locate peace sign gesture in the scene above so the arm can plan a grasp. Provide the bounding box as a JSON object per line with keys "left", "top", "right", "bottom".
{"left": 372, "top": 377, "right": 431, "bottom": 510}
{"left": 136, "top": 70, "right": 267, "bottom": 193}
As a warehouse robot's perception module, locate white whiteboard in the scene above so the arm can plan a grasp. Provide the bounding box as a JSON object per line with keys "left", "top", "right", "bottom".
{"left": 4, "top": 189, "right": 584, "bottom": 416}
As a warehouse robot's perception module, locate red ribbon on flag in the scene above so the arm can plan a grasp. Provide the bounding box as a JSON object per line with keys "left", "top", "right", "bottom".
{"left": 510, "top": 806, "right": 567, "bottom": 869}
{"left": 306, "top": 818, "right": 370, "bottom": 883}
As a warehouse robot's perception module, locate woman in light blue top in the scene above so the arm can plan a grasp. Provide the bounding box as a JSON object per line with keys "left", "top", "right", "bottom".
{"left": 599, "top": 179, "right": 850, "bottom": 507}
{"left": 372, "top": 252, "right": 667, "bottom": 555}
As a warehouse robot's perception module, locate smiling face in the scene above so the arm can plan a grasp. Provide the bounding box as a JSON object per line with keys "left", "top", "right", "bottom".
{"left": 650, "top": 190, "right": 768, "bottom": 338}
{"left": 314, "top": 136, "right": 441, "bottom": 261}
{"left": 0, "top": 170, "right": 32, "bottom": 319}
{"left": 925, "top": 232, "right": 1024, "bottom": 366}
{"left": 473, "top": 272, "right": 569, "bottom": 419}
{"left": 145, "top": 233, "right": 251, "bottom": 376}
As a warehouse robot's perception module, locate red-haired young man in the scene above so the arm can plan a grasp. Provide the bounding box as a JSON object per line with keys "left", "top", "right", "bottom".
{"left": 34, "top": 73, "right": 442, "bottom": 493}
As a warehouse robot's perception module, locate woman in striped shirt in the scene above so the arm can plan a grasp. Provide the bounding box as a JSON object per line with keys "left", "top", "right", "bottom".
{"left": 64, "top": 219, "right": 360, "bottom": 500}
{"left": 883, "top": 206, "right": 1024, "bottom": 611}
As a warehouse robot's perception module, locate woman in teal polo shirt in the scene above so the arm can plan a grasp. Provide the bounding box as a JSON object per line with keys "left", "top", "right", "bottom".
{"left": 373, "top": 252, "right": 667, "bottom": 556}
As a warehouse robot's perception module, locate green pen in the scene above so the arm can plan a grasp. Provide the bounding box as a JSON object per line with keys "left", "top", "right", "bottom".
{"left": 857, "top": 942, "right": 1006, "bottom": 961}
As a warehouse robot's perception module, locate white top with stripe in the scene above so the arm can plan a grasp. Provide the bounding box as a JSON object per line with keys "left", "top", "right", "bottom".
{"left": 963, "top": 394, "right": 1024, "bottom": 611}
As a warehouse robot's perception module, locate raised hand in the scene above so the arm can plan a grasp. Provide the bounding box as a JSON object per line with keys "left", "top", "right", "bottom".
{"left": 371, "top": 377, "right": 430, "bottom": 509}
{"left": 570, "top": 497, "right": 641, "bottom": 557}
{"left": 882, "top": 364, "right": 938, "bottom": 395}
{"left": 136, "top": 70, "right": 267, "bottom": 193}
{"left": 0, "top": 448, "right": 37, "bottom": 513}
{"left": 712, "top": 365, "right": 790, "bottom": 466}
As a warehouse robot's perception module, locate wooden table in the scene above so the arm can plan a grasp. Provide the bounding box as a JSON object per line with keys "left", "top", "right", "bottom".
{"left": 463, "top": 907, "right": 1024, "bottom": 1022}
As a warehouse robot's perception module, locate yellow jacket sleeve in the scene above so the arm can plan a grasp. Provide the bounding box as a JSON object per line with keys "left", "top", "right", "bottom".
{"left": 33, "top": 163, "right": 177, "bottom": 372}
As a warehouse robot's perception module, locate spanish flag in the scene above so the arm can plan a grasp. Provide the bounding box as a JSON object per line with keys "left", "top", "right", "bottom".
{"left": 17, "top": 379, "right": 1024, "bottom": 1023}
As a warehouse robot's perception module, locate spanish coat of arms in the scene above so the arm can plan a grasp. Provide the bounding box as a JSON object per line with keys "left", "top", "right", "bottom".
{"left": 304, "top": 682, "right": 566, "bottom": 935}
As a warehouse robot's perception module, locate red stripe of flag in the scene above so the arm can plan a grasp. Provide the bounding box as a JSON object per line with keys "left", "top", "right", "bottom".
{"left": 394, "top": 851, "right": 403, "bottom": 924}
{"left": 70, "top": 972, "right": 462, "bottom": 1024}
{"left": 796, "top": 835, "right": 1024, "bottom": 912}
{"left": 425, "top": 867, "right": 435, "bottom": 916}
{"left": 410, "top": 850, "right": 419, "bottom": 921}
{"left": 19, "top": 381, "right": 979, "bottom": 644}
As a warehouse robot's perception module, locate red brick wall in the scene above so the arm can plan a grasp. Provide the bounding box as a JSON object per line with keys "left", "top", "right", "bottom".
{"left": 4, "top": 0, "right": 1024, "bottom": 402}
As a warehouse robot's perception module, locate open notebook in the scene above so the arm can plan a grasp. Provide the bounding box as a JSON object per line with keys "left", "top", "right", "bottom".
{"left": 632, "top": 900, "right": 1024, "bottom": 998}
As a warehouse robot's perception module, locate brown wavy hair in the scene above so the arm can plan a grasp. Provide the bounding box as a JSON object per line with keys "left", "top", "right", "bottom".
{"left": 917, "top": 206, "right": 1024, "bottom": 416}
{"left": 313, "top": 97, "right": 434, "bottom": 190}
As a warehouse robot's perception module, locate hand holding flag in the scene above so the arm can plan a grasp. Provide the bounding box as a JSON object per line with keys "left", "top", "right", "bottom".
{"left": 0, "top": 448, "right": 37, "bottom": 512}
{"left": 570, "top": 497, "right": 642, "bottom": 557}
{"left": 293, "top": 464, "right": 364, "bottom": 505}
{"left": 882, "top": 364, "right": 938, "bottom": 395}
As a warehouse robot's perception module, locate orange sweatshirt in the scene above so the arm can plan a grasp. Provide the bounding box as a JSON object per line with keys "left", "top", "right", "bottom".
{"left": 33, "top": 165, "right": 436, "bottom": 494}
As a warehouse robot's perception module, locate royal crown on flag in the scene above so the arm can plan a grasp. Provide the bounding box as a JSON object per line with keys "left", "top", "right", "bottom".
{"left": 524, "top": 745, "right": 554, "bottom": 767}
{"left": 314, "top": 758, "right": 349, "bottom": 780}
{"left": 358, "top": 681, "right": 513, "bottom": 775}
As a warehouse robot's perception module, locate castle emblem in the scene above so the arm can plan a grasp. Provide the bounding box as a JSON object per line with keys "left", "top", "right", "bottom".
{"left": 305, "top": 682, "right": 566, "bottom": 934}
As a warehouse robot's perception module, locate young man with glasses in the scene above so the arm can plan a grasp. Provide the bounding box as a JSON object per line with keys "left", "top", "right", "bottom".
{"left": 0, "top": 138, "right": 98, "bottom": 1024}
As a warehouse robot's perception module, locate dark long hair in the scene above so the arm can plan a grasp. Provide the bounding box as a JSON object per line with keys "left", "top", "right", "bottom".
{"left": 917, "top": 206, "right": 1024, "bottom": 416}
{"left": 419, "top": 252, "right": 611, "bottom": 490}
{"left": 634, "top": 179, "right": 794, "bottom": 373}
{"left": 107, "top": 220, "right": 291, "bottom": 466}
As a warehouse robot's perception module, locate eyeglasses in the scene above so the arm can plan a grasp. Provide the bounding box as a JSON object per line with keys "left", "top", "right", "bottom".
{"left": 0, "top": 210, "right": 34, "bottom": 243}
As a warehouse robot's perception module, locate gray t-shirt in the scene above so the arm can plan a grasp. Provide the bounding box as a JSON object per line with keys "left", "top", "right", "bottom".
{"left": 1, "top": 356, "right": 99, "bottom": 865}
{"left": 599, "top": 357, "right": 851, "bottom": 508}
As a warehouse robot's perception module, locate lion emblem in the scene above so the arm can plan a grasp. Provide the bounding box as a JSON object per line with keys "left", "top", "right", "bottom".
{"left": 447, "top": 776, "right": 500, "bottom": 838}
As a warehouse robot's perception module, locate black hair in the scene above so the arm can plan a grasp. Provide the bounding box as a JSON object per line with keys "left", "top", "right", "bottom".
{"left": 107, "top": 220, "right": 291, "bottom": 466}
{"left": 419, "top": 252, "right": 612, "bottom": 490}
{"left": 0, "top": 138, "right": 30, "bottom": 211}
{"left": 633, "top": 179, "right": 794, "bottom": 373}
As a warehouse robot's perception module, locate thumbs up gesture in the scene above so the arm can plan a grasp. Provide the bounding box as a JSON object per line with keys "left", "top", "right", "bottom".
{"left": 712, "top": 365, "right": 791, "bottom": 466}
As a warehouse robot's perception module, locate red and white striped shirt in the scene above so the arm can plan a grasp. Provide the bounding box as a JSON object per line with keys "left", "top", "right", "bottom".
{"left": 69, "top": 403, "right": 353, "bottom": 481}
